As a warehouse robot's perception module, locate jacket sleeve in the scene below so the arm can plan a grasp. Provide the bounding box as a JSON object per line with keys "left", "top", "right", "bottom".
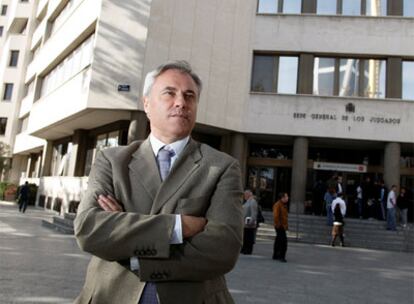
{"left": 273, "top": 203, "right": 280, "bottom": 228}
{"left": 138, "top": 159, "right": 244, "bottom": 282}
{"left": 74, "top": 151, "right": 176, "bottom": 261}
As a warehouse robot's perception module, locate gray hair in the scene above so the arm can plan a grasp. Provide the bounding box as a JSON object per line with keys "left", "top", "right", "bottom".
{"left": 142, "top": 60, "right": 202, "bottom": 97}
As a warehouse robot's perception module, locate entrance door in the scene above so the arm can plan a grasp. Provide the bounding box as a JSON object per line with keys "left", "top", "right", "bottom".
{"left": 247, "top": 167, "right": 291, "bottom": 210}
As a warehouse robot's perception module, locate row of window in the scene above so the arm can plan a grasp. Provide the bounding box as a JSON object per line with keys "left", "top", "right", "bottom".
{"left": 258, "top": 0, "right": 414, "bottom": 17}
{"left": 40, "top": 34, "right": 94, "bottom": 98}
{"left": 251, "top": 54, "right": 414, "bottom": 100}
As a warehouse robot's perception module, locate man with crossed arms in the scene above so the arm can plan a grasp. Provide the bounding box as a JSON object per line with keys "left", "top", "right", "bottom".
{"left": 74, "top": 61, "right": 244, "bottom": 304}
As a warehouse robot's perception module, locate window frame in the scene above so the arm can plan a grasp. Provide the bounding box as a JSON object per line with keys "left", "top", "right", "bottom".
{"left": 1, "top": 5, "right": 7, "bottom": 16}
{"left": 0, "top": 117, "right": 7, "bottom": 135}
{"left": 2, "top": 83, "right": 14, "bottom": 101}
{"left": 9, "top": 50, "right": 19, "bottom": 67}
{"left": 251, "top": 53, "right": 299, "bottom": 94}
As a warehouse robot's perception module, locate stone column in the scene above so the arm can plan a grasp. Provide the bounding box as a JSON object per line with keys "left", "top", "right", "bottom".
{"left": 40, "top": 140, "right": 54, "bottom": 177}
{"left": 26, "top": 155, "right": 33, "bottom": 178}
{"left": 290, "top": 137, "right": 309, "bottom": 214}
{"left": 69, "top": 129, "right": 88, "bottom": 177}
{"left": 383, "top": 142, "right": 400, "bottom": 189}
{"left": 128, "top": 111, "right": 148, "bottom": 143}
{"left": 229, "top": 133, "right": 248, "bottom": 186}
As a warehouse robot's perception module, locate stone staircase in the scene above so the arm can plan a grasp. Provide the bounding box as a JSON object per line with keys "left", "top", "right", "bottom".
{"left": 42, "top": 212, "right": 75, "bottom": 234}
{"left": 257, "top": 211, "right": 414, "bottom": 252}
{"left": 42, "top": 211, "right": 414, "bottom": 252}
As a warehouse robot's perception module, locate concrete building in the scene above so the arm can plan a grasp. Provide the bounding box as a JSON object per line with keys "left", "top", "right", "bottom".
{"left": 0, "top": 0, "right": 413, "bottom": 216}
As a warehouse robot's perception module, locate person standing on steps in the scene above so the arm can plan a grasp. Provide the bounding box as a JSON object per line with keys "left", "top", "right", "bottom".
{"left": 331, "top": 192, "right": 346, "bottom": 247}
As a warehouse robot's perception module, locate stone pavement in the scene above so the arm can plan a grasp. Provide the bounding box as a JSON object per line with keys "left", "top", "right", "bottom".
{"left": 1, "top": 201, "right": 413, "bottom": 304}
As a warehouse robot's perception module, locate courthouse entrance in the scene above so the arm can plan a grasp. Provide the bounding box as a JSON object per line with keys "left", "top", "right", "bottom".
{"left": 247, "top": 166, "right": 291, "bottom": 210}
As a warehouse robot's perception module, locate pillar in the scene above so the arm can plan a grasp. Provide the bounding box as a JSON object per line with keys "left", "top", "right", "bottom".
{"left": 386, "top": 58, "right": 402, "bottom": 99}
{"left": 302, "top": 0, "right": 317, "bottom": 14}
{"left": 297, "top": 54, "right": 314, "bottom": 94}
{"left": 383, "top": 142, "right": 400, "bottom": 189}
{"left": 227, "top": 133, "right": 248, "bottom": 186}
{"left": 290, "top": 137, "right": 309, "bottom": 214}
{"left": 68, "top": 129, "right": 88, "bottom": 177}
{"left": 387, "top": 0, "right": 403, "bottom": 16}
{"left": 40, "top": 140, "right": 53, "bottom": 177}
{"left": 128, "top": 111, "right": 148, "bottom": 144}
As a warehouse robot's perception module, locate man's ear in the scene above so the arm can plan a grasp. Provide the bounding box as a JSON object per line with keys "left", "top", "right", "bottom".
{"left": 143, "top": 96, "right": 149, "bottom": 114}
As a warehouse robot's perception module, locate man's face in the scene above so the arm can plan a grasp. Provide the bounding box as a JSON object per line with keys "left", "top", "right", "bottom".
{"left": 282, "top": 194, "right": 289, "bottom": 204}
{"left": 143, "top": 69, "right": 198, "bottom": 143}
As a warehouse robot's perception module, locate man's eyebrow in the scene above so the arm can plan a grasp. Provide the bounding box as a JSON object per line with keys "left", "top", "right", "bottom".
{"left": 162, "top": 86, "right": 196, "bottom": 95}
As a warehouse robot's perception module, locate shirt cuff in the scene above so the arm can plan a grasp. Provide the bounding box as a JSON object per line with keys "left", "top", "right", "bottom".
{"left": 130, "top": 256, "right": 139, "bottom": 271}
{"left": 170, "top": 214, "right": 183, "bottom": 244}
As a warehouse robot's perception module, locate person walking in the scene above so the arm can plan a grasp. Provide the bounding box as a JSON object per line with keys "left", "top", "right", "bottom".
{"left": 386, "top": 185, "right": 398, "bottom": 231}
{"left": 356, "top": 183, "right": 363, "bottom": 219}
{"left": 331, "top": 193, "right": 347, "bottom": 247}
{"left": 397, "top": 187, "right": 409, "bottom": 228}
{"left": 272, "top": 192, "right": 289, "bottom": 263}
{"left": 18, "top": 182, "right": 29, "bottom": 213}
{"left": 241, "top": 189, "right": 258, "bottom": 255}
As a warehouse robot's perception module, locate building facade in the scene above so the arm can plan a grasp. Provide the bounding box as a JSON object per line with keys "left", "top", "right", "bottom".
{"left": 0, "top": 0, "right": 413, "bottom": 215}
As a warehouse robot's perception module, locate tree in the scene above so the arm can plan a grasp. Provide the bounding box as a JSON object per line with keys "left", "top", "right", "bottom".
{"left": 0, "top": 141, "right": 11, "bottom": 182}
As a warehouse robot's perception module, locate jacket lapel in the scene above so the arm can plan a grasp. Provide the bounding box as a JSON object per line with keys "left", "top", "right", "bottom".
{"left": 151, "top": 139, "right": 202, "bottom": 214}
{"left": 128, "top": 139, "right": 161, "bottom": 202}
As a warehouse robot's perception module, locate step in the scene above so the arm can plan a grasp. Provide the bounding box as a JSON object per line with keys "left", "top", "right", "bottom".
{"left": 53, "top": 216, "right": 74, "bottom": 229}
{"left": 64, "top": 213, "right": 76, "bottom": 220}
{"left": 41, "top": 219, "right": 74, "bottom": 235}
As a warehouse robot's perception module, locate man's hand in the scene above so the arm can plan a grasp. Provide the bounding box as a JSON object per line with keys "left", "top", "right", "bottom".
{"left": 98, "top": 195, "right": 123, "bottom": 212}
{"left": 181, "top": 215, "right": 207, "bottom": 238}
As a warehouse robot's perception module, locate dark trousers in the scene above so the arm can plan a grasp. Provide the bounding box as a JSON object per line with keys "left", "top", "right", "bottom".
{"left": 19, "top": 199, "right": 28, "bottom": 213}
{"left": 273, "top": 228, "right": 287, "bottom": 259}
{"left": 241, "top": 228, "right": 256, "bottom": 254}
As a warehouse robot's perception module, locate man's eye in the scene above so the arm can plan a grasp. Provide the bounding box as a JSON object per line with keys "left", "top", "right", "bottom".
{"left": 184, "top": 94, "right": 195, "bottom": 101}
{"left": 165, "top": 91, "right": 175, "bottom": 96}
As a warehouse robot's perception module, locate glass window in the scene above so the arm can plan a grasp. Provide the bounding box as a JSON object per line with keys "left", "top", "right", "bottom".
{"left": 9, "top": 50, "right": 19, "bottom": 67}
{"left": 366, "top": 0, "right": 387, "bottom": 16}
{"left": 3, "top": 83, "right": 14, "bottom": 101}
{"left": 317, "top": 0, "right": 337, "bottom": 14}
{"left": 258, "top": 0, "right": 278, "bottom": 13}
{"left": 0, "top": 118, "right": 7, "bottom": 135}
{"left": 277, "top": 56, "right": 298, "bottom": 94}
{"left": 402, "top": 61, "right": 414, "bottom": 100}
{"left": 362, "top": 59, "right": 386, "bottom": 98}
{"left": 0, "top": 26, "right": 3, "bottom": 37}
{"left": 313, "top": 57, "right": 335, "bottom": 96}
{"left": 404, "top": 0, "right": 414, "bottom": 17}
{"left": 251, "top": 55, "right": 275, "bottom": 92}
{"left": 1, "top": 5, "right": 7, "bottom": 16}
{"left": 339, "top": 58, "right": 360, "bottom": 97}
{"left": 51, "top": 142, "right": 72, "bottom": 176}
{"left": 40, "top": 34, "right": 95, "bottom": 97}
{"left": 282, "top": 0, "right": 301, "bottom": 14}
{"left": 342, "top": 0, "right": 361, "bottom": 15}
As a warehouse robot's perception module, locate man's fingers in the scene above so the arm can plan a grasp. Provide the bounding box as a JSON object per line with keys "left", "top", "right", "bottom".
{"left": 98, "top": 195, "right": 123, "bottom": 212}
{"left": 98, "top": 198, "right": 112, "bottom": 211}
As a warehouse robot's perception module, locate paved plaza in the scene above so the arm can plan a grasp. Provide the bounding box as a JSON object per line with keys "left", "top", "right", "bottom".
{"left": 0, "top": 201, "right": 413, "bottom": 304}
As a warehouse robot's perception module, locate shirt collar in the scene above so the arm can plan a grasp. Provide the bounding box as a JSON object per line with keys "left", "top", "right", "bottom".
{"left": 149, "top": 133, "right": 190, "bottom": 158}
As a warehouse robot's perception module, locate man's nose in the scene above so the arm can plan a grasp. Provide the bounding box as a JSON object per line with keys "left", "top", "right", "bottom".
{"left": 174, "top": 93, "right": 186, "bottom": 107}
